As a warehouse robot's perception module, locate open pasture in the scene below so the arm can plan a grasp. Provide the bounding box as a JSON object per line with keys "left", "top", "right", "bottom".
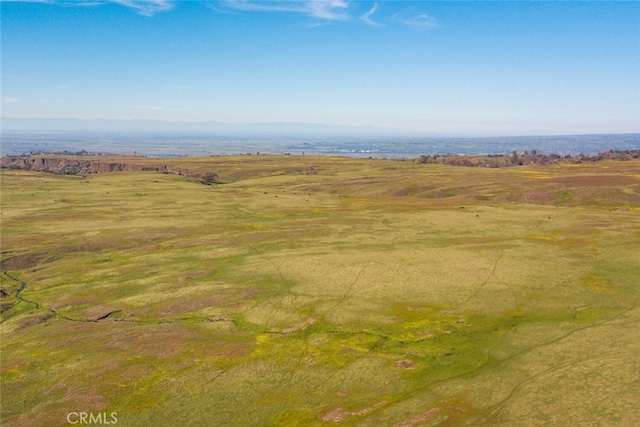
{"left": 1, "top": 156, "right": 639, "bottom": 426}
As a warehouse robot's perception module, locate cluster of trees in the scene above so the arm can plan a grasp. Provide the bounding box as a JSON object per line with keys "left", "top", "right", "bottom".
{"left": 201, "top": 171, "right": 219, "bottom": 185}
{"left": 21, "top": 149, "right": 93, "bottom": 156}
{"left": 414, "top": 149, "right": 640, "bottom": 168}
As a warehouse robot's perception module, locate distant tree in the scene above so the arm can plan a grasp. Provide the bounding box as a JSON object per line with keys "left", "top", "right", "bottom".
{"left": 202, "top": 172, "right": 219, "bottom": 185}
{"left": 511, "top": 150, "right": 519, "bottom": 165}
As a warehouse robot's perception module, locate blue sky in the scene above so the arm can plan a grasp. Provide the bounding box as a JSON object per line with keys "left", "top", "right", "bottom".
{"left": 1, "top": 0, "right": 639, "bottom": 136}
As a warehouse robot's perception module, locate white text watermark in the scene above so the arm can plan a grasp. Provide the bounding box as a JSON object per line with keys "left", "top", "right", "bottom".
{"left": 66, "top": 412, "right": 118, "bottom": 425}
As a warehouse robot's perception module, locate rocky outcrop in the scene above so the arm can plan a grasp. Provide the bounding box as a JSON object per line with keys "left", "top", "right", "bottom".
{"left": 1, "top": 155, "right": 147, "bottom": 175}
{"left": 0, "top": 155, "right": 218, "bottom": 182}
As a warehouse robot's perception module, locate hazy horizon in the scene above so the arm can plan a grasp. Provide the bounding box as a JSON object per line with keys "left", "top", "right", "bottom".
{"left": 4, "top": 117, "right": 640, "bottom": 139}
{"left": 1, "top": 1, "right": 639, "bottom": 136}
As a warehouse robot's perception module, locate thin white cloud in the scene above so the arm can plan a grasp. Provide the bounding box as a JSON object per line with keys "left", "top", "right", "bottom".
{"left": 108, "top": 0, "right": 173, "bottom": 16}
{"left": 306, "top": 0, "right": 349, "bottom": 20}
{"left": 75, "top": 1, "right": 107, "bottom": 6}
{"left": 393, "top": 11, "right": 438, "bottom": 31}
{"left": 0, "top": 0, "right": 173, "bottom": 14}
{"left": 220, "top": 2, "right": 438, "bottom": 29}
{"left": 222, "top": 0, "right": 350, "bottom": 21}
{"left": 360, "top": 3, "right": 380, "bottom": 26}
{"left": 2, "top": 98, "right": 21, "bottom": 104}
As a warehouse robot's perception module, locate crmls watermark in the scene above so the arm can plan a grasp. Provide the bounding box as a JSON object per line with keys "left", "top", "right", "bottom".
{"left": 66, "top": 412, "right": 118, "bottom": 425}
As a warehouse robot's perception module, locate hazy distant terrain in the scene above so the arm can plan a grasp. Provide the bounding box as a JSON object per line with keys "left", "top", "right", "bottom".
{"left": 1, "top": 126, "right": 639, "bottom": 158}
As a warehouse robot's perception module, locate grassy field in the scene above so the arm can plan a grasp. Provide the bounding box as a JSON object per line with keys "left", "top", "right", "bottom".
{"left": 1, "top": 155, "right": 639, "bottom": 426}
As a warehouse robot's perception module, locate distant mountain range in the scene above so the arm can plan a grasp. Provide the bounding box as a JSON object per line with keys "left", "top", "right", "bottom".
{"left": 1, "top": 117, "right": 411, "bottom": 136}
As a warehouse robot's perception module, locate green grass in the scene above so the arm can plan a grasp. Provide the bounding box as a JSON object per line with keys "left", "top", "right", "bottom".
{"left": 1, "top": 156, "right": 639, "bottom": 426}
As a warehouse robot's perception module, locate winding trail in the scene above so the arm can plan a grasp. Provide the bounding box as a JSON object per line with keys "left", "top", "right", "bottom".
{"left": 463, "top": 249, "right": 504, "bottom": 305}
{"left": 323, "top": 257, "right": 375, "bottom": 318}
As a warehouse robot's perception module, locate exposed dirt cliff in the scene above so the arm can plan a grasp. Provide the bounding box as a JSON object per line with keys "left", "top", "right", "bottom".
{"left": 0, "top": 155, "right": 218, "bottom": 182}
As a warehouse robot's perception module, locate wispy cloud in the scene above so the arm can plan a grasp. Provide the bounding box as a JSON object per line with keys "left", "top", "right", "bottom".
{"left": 306, "top": 0, "right": 349, "bottom": 20}
{"left": 392, "top": 10, "right": 438, "bottom": 31}
{"left": 2, "top": 98, "right": 21, "bottom": 104}
{"left": 3, "top": 0, "right": 437, "bottom": 28}
{"left": 222, "top": 0, "right": 350, "bottom": 21}
{"left": 0, "top": 0, "right": 174, "bottom": 15}
{"left": 360, "top": 3, "right": 380, "bottom": 26}
{"left": 75, "top": 1, "right": 108, "bottom": 7}
{"left": 108, "top": 0, "right": 173, "bottom": 16}
{"left": 220, "top": 1, "right": 437, "bottom": 30}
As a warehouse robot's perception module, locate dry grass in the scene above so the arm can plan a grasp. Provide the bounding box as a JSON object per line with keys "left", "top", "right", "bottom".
{"left": 1, "top": 156, "right": 639, "bottom": 426}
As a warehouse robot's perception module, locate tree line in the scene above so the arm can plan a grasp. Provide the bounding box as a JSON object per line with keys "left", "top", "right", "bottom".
{"left": 413, "top": 149, "right": 640, "bottom": 168}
